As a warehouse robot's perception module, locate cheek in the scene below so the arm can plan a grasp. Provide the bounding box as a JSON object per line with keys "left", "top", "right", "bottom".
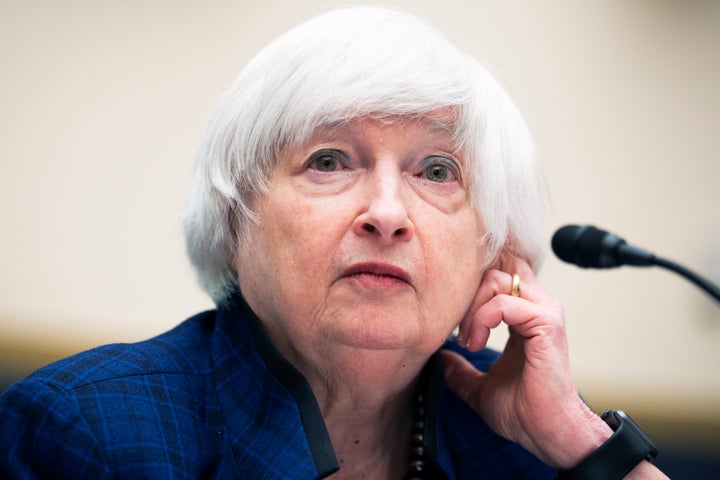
{"left": 428, "top": 208, "right": 483, "bottom": 267}
{"left": 259, "top": 196, "right": 347, "bottom": 283}
{"left": 238, "top": 198, "right": 336, "bottom": 319}
{"left": 420, "top": 212, "right": 485, "bottom": 312}
{"left": 275, "top": 188, "right": 341, "bottom": 235}
{"left": 437, "top": 235, "right": 483, "bottom": 290}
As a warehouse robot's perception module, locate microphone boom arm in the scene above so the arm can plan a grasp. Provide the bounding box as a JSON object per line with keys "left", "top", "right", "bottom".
{"left": 551, "top": 224, "right": 720, "bottom": 306}
{"left": 651, "top": 255, "right": 720, "bottom": 304}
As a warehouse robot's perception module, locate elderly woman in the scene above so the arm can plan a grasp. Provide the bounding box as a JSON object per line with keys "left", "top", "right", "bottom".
{"left": 1, "top": 7, "right": 666, "bottom": 480}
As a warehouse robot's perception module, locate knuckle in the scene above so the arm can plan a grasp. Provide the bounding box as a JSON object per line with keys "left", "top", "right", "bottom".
{"left": 493, "top": 293, "right": 511, "bottom": 309}
{"left": 484, "top": 269, "right": 506, "bottom": 291}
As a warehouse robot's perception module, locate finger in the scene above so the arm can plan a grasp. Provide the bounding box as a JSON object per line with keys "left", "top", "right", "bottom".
{"left": 464, "top": 291, "right": 566, "bottom": 350}
{"left": 458, "top": 269, "right": 533, "bottom": 348}
{"left": 458, "top": 262, "right": 556, "bottom": 349}
{"left": 486, "top": 268, "right": 548, "bottom": 303}
{"left": 441, "top": 349, "right": 485, "bottom": 411}
{"left": 472, "top": 295, "right": 567, "bottom": 350}
{"left": 461, "top": 301, "right": 503, "bottom": 351}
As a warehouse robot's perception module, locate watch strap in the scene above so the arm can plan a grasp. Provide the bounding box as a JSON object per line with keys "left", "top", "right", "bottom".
{"left": 557, "top": 410, "right": 659, "bottom": 480}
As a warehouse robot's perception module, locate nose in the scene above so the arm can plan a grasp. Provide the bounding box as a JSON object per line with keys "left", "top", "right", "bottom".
{"left": 352, "top": 169, "right": 414, "bottom": 245}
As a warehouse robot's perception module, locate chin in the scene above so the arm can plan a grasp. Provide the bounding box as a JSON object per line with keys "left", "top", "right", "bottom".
{"left": 329, "top": 314, "right": 436, "bottom": 353}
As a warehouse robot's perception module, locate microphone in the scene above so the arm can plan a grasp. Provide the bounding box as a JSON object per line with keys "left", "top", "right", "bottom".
{"left": 551, "top": 224, "right": 720, "bottom": 304}
{"left": 551, "top": 225, "right": 655, "bottom": 268}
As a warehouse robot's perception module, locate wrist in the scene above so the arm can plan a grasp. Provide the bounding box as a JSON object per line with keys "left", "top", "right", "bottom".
{"left": 544, "top": 402, "right": 614, "bottom": 469}
{"left": 557, "top": 410, "right": 659, "bottom": 480}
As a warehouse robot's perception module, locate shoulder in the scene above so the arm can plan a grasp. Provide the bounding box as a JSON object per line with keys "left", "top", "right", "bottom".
{"left": 0, "top": 310, "right": 224, "bottom": 478}
{"left": 23, "top": 309, "right": 217, "bottom": 392}
{"left": 6, "top": 309, "right": 220, "bottom": 431}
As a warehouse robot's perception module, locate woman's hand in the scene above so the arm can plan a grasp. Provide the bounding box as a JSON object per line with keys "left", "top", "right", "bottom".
{"left": 442, "top": 257, "right": 667, "bottom": 478}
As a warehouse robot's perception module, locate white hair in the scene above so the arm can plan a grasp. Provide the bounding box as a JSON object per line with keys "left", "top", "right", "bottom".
{"left": 184, "top": 6, "right": 547, "bottom": 304}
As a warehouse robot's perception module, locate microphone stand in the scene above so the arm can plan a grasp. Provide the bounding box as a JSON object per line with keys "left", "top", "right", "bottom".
{"left": 651, "top": 256, "right": 720, "bottom": 304}
{"left": 551, "top": 224, "right": 720, "bottom": 305}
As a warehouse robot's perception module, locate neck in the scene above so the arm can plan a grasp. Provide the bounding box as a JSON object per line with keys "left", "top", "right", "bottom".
{"left": 295, "top": 347, "right": 429, "bottom": 479}
{"left": 324, "top": 385, "right": 415, "bottom": 479}
{"left": 245, "top": 301, "right": 435, "bottom": 478}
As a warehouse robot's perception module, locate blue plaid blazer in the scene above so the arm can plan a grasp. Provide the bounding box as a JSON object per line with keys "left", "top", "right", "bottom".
{"left": 0, "top": 294, "right": 555, "bottom": 479}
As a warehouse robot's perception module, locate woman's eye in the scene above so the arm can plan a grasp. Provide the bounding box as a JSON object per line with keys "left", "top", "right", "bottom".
{"left": 425, "top": 164, "right": 449, "bottom": 182}
{"left": 308, "top": 150, "right": 346, "bottom": 172}
{"left": 421, "top": 156, "right": 458, "bottom": 183}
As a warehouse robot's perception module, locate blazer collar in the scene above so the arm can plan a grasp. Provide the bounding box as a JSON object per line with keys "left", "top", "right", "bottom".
{"left": 211, "top": 291, "right": 339, "bottom": 478}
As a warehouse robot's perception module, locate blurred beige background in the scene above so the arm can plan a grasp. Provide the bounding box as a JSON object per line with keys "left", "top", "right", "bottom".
{"left": 1, "top": 0, "right": 719, "bottom": 451}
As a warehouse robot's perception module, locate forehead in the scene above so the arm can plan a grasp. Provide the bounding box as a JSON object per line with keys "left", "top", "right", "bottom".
{"left": 305, "top": 109, "right": 460, "bottom": 147}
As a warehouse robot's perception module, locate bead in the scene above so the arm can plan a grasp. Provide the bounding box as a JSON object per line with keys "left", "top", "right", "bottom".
{"left": 404, "top": 383, "right": 433, "bottom": 479}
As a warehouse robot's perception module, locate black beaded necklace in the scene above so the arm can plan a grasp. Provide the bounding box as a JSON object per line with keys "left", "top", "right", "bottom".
{"left": 404, "top": 390, "right": 428, "bottom": 479}
{"left": 403, "top": 363, "right": 448, "bottom": 480}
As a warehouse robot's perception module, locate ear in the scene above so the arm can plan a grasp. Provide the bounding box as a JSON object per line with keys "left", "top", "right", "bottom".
{"left": 489, "top": 231, "right": 538, "bottom": 274}
{"left": 491, "top": 248, "right": 521, "bottom": 274}
{"left": 487, "top": 231, "right": 519, "bottom": 271}
{"left": 489, "top": 237, "right": 540, "bottom": 283}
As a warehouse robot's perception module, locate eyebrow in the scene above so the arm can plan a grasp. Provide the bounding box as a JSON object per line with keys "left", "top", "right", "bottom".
{"left": 297, "top": 111, "right": 463, "bottom": 156}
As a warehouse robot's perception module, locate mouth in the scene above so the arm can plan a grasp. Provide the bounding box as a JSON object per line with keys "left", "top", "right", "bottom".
{"left": 341, "top": 262, "right": 413, "bottom": 289}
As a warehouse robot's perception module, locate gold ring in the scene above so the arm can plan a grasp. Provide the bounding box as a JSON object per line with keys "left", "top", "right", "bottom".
{"left": 511, "top": 274, "right": 521, "bottom": 297}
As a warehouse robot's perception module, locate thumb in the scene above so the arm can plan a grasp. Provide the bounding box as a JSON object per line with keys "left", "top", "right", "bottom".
{"left": 441, "top": 350, "right": 486, "bottom": 410}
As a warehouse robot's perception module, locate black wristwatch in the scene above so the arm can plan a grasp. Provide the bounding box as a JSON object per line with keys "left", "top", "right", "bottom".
{"left": 556, "top": 410, "right": 659, "bottom": 480}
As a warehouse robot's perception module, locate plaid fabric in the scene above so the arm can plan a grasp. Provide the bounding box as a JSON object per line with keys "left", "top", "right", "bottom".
{"left": 0, "top": 296, "right": 555, "bottom": 479}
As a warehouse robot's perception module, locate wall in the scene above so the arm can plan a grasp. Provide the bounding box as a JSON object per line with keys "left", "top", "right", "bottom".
{"left": 1, "top": 0, "right": 719, "bottom": 474}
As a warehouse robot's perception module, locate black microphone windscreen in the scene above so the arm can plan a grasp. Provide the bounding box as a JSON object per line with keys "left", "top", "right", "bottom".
{"left": 551, "top": 224, "right": 624, "bottom": 268}
{"left": 552, "top": 225, "right": 586, "bottom": 266}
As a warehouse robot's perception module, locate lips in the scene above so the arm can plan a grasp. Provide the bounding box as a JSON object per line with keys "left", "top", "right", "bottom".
{"left": 341, "top": 262, "right": 413, "bottom": 288}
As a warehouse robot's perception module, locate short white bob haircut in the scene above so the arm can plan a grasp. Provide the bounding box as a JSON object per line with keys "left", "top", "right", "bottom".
{"left": 184, "top": 6, "right": 547, "bottom": 304}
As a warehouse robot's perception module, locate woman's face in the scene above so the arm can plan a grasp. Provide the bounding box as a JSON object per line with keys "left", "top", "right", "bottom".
{"left": 235, "top": 115, "right": 486, "bottom": 360}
